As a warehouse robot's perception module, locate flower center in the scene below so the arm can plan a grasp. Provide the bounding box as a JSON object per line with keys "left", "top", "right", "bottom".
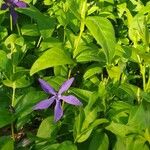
{"left": 55, "top": 94, "right": 61, "bottom": 100}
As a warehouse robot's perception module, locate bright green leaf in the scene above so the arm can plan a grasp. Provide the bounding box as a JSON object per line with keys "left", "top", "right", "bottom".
{"left": 30, "top": 47, "right": 74, "bottom": 75}
{"left": 37, "top": 117, "right": 58, "bottom": 139}
{"left": 86, "top": 16, "right": 116, "bottom": 63}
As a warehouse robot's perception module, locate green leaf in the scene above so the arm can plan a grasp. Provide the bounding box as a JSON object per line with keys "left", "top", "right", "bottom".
{"left": 44, "top": 0, "right": 54, "bottom": 6}
{"left": 107, "top": 65, "right": 123, "bottom": 81}
{"left": 118, "top": 83, "right": 136, "bottom": 100}
{"left": 3, "top": 75, "right": 32, "bottom": 88}
{"left": 85, "top": 92, "right": 99, "bottom": 111}
{"left": 37, "top": 117, "right": 58, "bottom": 139}
{"left": 128, "top": 4, "right": 150, "bottom": 46}
{"left": 42, "top": 76, "right": 66, "bottom": 90}
{"left": 89, "top": 131, "right": 109, "bottom": 150}
{"left": 5, "top": 34, "right": 24, "bottom": 48}
{"left": 21, "top": 24, "right": 40, "bottom": 36}
{"left": 141, "top": 92, "right": 150, "bottom": 103}
{"left": 36, "top": 143, "right": 59, "bottom": 150}
{"left": 128, "top": 101, "right": 150, "bottom": 129}
{"left": 15, "top": 90, "right": 46, "bottom": 128}
{"left": 106, "top": 121, "right": 136, "bottom": 137}
{"left": 0, "top": 108, "right": 14, "bottom": 128}
{"left": 0, "top": 26, "right": 8, "bottom": 41}
{"left": 70, "top": 88, "right": 93, "bottom": 102}
{"left": 0, "top": 137, "right": 14, "bottom": 150}
{"left": 39, "top": 37, "right": 63, "bottom": 52}
{"left": 17, "top": 5, "right": 55, "bottom": 38}
{"left": 126, "top": 136, "right": 149, "bottom": 150}
{"left": 76, "top": 129, "right": 92, "bottom": 143}
{"left": 82, "top": 107, "right": 99, "bottom": 130}
{"left": 54, "top": 65, "right": 68, "bottom": 77}
{"left": 86, "top": 16, "right": 116, "bottom": 63}
{"left": 87, "top": 119, "right": 109, "bottom": 132}
{"left": 0, "top": 51, "right": 8, "bottom": 71}
{"left": 57, "top": 141, "right": 77, "bottom": 150}
{"left": 30, "top": 47, "right": 74, "bottom": 75}
{"left": 74, "top": 108, "right": 85, "bottom": 141}
{"left": 83, "top": 64, "right": 102, "bottom": 80}
{"left": 0, "top": 10, "right": 7, "bottom": 15}
{"left": 76, "top": 118, "right": 108, "bottom": 143}
{"left": 114, "top": 137, "right": 126, "bottom": 150}
{"left": 75, "top": 45, "right": 105, "bottom": 63}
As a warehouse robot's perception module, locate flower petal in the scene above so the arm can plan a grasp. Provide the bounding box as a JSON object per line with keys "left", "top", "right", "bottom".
{"left": 15, "top": 1, "right": 27, "bottom": 8}
{"left": 54, "top": 100, "right": 63, "bottom": 122}
{"left": 1, "top": 4, "right": 8, "bottom": 10}
{"left": 58, "top": 77, "right": 74, "bottom": 95}
{"left": 38, "top": 78, "right": 56, "bottom": 95}
{"left": 61, "top": 95, "right": 82, "bottom": 106}
{"left": 33, "top": 96, "right": 55, "bottom": 110}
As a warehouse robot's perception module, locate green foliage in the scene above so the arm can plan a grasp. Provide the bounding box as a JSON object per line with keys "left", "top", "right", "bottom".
{"left": 0, "top": 0, "right": 150, "bottom": 149}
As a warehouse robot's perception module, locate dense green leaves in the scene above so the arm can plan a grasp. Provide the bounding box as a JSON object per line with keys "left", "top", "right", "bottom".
{"left": 0, "top": 0, "right": 150, "bottom": 149}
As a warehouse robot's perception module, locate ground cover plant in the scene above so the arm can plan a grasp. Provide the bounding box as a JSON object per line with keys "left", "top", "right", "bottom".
{"left": 0, "top": 0, "right": 150, "bottom": 149}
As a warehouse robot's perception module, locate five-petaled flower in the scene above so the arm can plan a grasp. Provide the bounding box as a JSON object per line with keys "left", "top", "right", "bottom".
{"left": 1, "top": 0, "right": 27, "bottom": 24}
{"left": 33, "top": 77, "right": 82, "bottom": 122}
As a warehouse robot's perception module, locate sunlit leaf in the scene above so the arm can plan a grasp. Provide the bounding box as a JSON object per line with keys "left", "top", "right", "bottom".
{"left": 86, "top": 16, "right": 116, "bottom": 63}
{"left": 30, "top": 47, "right": 74, "bottom": 75}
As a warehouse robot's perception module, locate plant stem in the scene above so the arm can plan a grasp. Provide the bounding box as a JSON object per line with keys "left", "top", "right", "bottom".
{"left": 63, "top": 25, "right": 66, "bottom": 43}
{"left": 16, "top": 22, "right": 21, "bottom": 36}
{"left": 10, "top": 15, "right": 13, "bottom": 32}
{"left": 12, "top": 82, "right": 16, "bottom": 107}
{"left": 11, "top": 123, "right": 15, "bottom": 141}
{"left": 68, "top": 67, "right": 72, "bottom": 79}
{"left": 11, "top": 82, "right": 16, "bottom": 141}
{"left": 10, "top": 13, "right": 15, "bottom": 140}
{"left": 73, "top": 21, "right": 85, "bottom": 58}
{"left": 140, "top": 64, "right": 146, "bottom": 91}
{"left": 36, "top": 36, "right": 42, "bottom": 48}
{"left": 146, "top": 68, "right": 150, "bottom": 91}
{"left": 73, "top": 0, "right": 87, "bottom": 58}
{"left": 11, "top": 61, "right": 16, "bottom": 140}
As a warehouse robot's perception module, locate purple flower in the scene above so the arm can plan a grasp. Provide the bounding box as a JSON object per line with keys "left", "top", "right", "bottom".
{"left": 1, "top": 0, "right": 27, "bottom": 24}
{"left": 33, "top": 77, "right": 82, "bottom": 122}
